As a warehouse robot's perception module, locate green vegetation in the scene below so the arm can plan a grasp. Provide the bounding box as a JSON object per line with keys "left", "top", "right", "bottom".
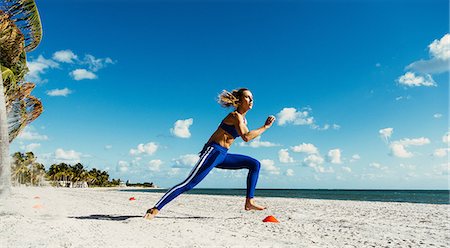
{"left": 125, "top": 180, "right": 155, "bottom": 188}
{"left": 11, "top": 151, "right": 124, "bottom": 187}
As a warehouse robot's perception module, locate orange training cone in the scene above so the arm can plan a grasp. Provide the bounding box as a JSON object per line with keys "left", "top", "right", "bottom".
{"left": 32, "top": 204, "right": 43, "bottom": 209}
{"left": 263, "top": 215, "right": 279, "bottom": 223}
{"left": 129, "top": 197, "right": 136, "bottom": 201}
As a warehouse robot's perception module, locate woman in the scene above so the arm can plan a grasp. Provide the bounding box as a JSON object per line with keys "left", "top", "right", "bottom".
{"left": 144, "top": 88, "right": 275, "bottom": 220}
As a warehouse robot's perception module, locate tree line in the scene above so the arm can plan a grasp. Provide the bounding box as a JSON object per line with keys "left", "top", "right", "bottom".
{"left": 11, "top": 151, "right": 122, "bottom": 187}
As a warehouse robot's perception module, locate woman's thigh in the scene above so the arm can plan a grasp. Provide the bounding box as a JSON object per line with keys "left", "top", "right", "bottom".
{"left": 216, "top": 153, "right": 259, "bottom": 170}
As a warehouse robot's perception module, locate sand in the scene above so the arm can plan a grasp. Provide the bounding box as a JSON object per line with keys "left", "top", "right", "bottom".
{"left": 0, "top": 186, "right": 449, "bottom": 248}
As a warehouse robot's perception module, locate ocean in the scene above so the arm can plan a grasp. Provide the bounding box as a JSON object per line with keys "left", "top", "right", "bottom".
{"left": 120, "top": 188, "right": 450, "bottom": 205}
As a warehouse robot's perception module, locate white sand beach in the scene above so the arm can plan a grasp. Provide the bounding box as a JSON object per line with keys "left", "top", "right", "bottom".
{"left": 0, "top": 187, "right": 449, "bottom": 248}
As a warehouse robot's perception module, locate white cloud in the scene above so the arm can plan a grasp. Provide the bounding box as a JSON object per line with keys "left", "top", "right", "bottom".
{"left": 397, "top": 72, "right": 436, "bottom": 87}
{"left": 406, "top": 34, "right": 450, "bottom": 74}
{"left": 434, "top": 148, "right": 449, "bottom": 158}
{"left": 350, "top": 154, "right": 360, "bottom": 162}
{"left": 276, "top": 107, "right": 337, "bottom": 131}
{"left": 167, "top": 168, "right": 180, "bottom": 177}
{"left": 46, "top": 88, "right": 72, "bottom": 97}
{"left": 105, "top": 145, "right": 112, "bottom": 150}
{"left": 437, "top": 163, "right": 450, "bottom": 176}
{"left": 26, "top": 52, "right": 114, "bottom": 84}
{"left": 70, "top": 69, "right": 97, "bottom": 80}
{"left": 429, "top": 163, "right": 450, "bottom": 177}
{"left": 16, "top": 126, "right": 48, "bottom": 141}
{"left": 118, "top": 160, "right": 129, "bottom": 172}
{"left": 239, "top": 136, "right": 279, "bottom": 148}
{"left": 397, "top": 137, "right": 431, "bottom": 146}
{"left": 389, "top": 137, "right": 430, "bottom": 158}
{"left": 285, "top": 169, "right": 294, "bottom": 176}
{"left": 429, "top": 34, "right": 450, "bottom": 60}
{"left": 311, "top": 123, "right": 340, "bottom": 131}
{"left": 129, "top": 142, "right": 158, "bottom": 156}
{"left": 399, "top": 163, "right": 416, "bottom": 170}
{"left": 327, "top": 149, "right": 342, "bottom": 164}
{"left": 369, "top": 162, "right": 388, "bottom": 171}
{"left": 291, "top": 143, "right": 319, "bottom": 154}
{"left": 303, "top": 154, "right": 325, "bottom": 172}
{"left": 83, "top": 54, "right": 115, "bottom": 72}
{"left": 276, "top": 107, "right": 314, "bottom": 126}
{"left": 172, "top": 154, "right": 199, "bottom": 168}
{"left": 261, "top": 159, "right": 280, "bottom": 175}
{"left": 395, "top": 96, "right": 412, "bottom": 101}
{"left": 315, "top": 166, "right": 334, "bottom": 173}
{"left": 278, "top": 149, "right": 295, "bottom": 163}
{"left": 131, "top": 157, "right": 142, "bottom": 166}
{"left": 311, "top": 124, "right": 330, "bottom": 131}
{"left": 26, "top": 55, "right": 59, "bottom": 83}
{"left": 19, "top": 143, "right": 41, "bottom": 152}
{"left": 304, "top": 154, "right": 324, "bottom": 166}
{"left": 369, "top": 162, "right": 381, "bottom": 169}
{"left": 443, "top": 132, "right": 450, "bottom": 143}
{"left": 52, "top": 50, "right": 78, "bottom": 63}
{"left": 342, "top": 166, "right": 351, "bottom": 173}
{"left": 379, "top": 128, "right": 393, "bottom": 143}
{"left": 332, "top": 124, "right": 341, "bottom": 130}
{"left": 390, "top": 143, "right": 413, "bottom": 158}
{"left": 148, "top": 159, "right": 163, "bottom": 172}
{"left": 55, "top": 148, "right": 81, "bottom": 163}
{"left": 433, "top": 113, "right": 442, "bottom": 119}
{"left": 406, "top": 59, "right": 450, "bottom": 74}
{"left": 360, "top": 173, "right": 383, "bottom": 180}
{"left": 170, "top": 118, "right": 193, "bottom": 138}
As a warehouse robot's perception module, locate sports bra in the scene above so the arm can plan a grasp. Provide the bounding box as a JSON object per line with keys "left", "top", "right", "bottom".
{"left": 218, "top": 117, "right": 247, "bottom": 139}
{"left": 219, "top": 122, "right": 239, "bottom": 138}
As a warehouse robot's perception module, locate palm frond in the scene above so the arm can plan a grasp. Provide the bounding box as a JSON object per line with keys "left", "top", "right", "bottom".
{"left": 0, "top": 0, "right": 42, "bottom": 51}
{"left": 0, "top": 10, "right": 25, "bottom": 67}
{"left": 5, "top": 79, "right": 43, "bottom": 143}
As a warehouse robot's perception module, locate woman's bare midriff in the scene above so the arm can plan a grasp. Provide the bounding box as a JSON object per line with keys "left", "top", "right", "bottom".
{"left": 207, "top": 128, "right": 235, "bottom": 149}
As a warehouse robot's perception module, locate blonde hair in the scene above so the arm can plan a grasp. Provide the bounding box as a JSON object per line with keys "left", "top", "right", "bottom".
{"left": 217, "top": 88, "right": 249, "bottom": 108}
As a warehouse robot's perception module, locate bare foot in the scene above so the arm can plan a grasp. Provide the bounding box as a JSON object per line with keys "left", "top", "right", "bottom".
{"left": 245, "top": 198, "right": 266, "bottom": 211}
{"left": 143, "top": 208, "right": 159, "bottom": 220}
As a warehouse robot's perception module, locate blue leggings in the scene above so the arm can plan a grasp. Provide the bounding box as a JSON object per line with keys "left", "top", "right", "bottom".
{"left": 154, "top": 142, "right": 261, "bottom": 210}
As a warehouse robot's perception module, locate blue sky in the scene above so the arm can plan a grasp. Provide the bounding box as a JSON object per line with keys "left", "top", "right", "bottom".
{"left": 10, "top": 0, "right": 449, "bottom": 189}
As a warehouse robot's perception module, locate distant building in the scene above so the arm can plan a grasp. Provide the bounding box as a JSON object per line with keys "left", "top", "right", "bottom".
{"left": 55, "top": 181, "right": 88, "bottom": 188}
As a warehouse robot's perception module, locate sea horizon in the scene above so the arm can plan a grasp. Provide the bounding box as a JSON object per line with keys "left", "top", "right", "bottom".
{"left": 141, "top": 187, "right": 450, "bottom": 191}
{"left": 120, "top": 188, "right": 450, "bottom": 205}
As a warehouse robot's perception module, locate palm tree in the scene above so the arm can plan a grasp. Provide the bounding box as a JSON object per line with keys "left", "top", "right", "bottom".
{"left": 87, "top": 168, "right": 101, "bottom": 186}
{"left": 0, "top": 0, "right": 43, "bottom": 196}
{"left": 10, "top": 151, "right": 27, "bottom": 185}
{"left": 10, "top": 151, "right": 44, "bottom": 185}
{"left": 30, "top": 162, "right": 45, "bottom": 185}
{"left": 47, "top": 163, "right": 71, "bottom": 186}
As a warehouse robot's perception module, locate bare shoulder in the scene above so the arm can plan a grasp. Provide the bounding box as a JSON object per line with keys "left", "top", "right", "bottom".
{"left": 230, "top": 111, "right": 245, "bottom": 122}
{"left": 223, "top": 111, "right": 242, "bottom": 124}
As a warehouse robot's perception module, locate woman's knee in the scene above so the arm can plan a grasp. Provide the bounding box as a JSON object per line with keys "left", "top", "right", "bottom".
{"left": 249, "top": 159, "right": 261, "bottom": 172}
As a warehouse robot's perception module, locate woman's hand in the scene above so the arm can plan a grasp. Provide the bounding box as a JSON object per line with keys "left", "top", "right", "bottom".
{"left": 264, "top": 115, "right": 276, "bottom": 128}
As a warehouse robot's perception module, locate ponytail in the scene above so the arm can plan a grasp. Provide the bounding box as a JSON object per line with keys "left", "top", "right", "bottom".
{"left": 217, "top": 88, "right": 249, "bottom": 108}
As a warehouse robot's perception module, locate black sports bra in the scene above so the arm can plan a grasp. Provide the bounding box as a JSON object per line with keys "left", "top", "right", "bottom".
{"left": 218, "top": 117, "right": 247, "bottom": 139}
{"left": 219, "top": 122, "right": 239, "bottom": 138}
